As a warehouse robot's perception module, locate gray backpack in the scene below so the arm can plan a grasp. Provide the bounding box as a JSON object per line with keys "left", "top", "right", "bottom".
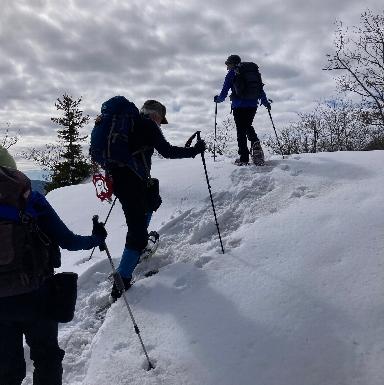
{"left": 0, "top": 167, "right": 53, "bottom": 297}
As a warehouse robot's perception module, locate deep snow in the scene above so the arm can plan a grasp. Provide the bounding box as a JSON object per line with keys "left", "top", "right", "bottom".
{"left": 22, "top": 151, "right": 384, "bottom": 385}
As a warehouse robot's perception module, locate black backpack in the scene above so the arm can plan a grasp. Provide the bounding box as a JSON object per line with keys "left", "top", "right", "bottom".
{"left": 232, "top": 62, "right": 264, "bottom": 100}
{"left": 0, "top": 167, "right": 57, "bottom": 297}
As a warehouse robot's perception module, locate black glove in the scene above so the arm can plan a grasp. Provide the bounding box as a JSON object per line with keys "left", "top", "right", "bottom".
{"left": 261, "top": 98, "right": 271, "bottom": 111}
{"left": 92, "top": 220, "right": 107, "bottom": 244}
{"left": 193, "top": 139, "right": 206, "bottom": 155}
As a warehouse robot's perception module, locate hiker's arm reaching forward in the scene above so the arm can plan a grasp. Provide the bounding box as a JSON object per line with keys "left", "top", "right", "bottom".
{"left": 151, "top": 125, "right": 202, "bottom": 159}
{"left": 29, "top": 191, "right": 105, "bottom": 251}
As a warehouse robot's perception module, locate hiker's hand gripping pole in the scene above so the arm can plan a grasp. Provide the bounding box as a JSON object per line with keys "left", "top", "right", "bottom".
{"left": 185, "top": 131, "right": 225, "bottom": 254}
{"left": 88, "top": 197, "right": 117, "bottom": 260}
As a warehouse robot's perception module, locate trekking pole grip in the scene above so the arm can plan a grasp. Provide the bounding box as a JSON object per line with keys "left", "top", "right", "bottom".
{"left": 92, "top": 214, "right": 99, "bottom": 225}
{"left": 185, "top": 131, "right": 199, "bottom": 148}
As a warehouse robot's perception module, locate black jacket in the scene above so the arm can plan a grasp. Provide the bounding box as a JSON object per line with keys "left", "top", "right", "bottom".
{"left": 125, "top": 114, "right": 198, "bottom": 176}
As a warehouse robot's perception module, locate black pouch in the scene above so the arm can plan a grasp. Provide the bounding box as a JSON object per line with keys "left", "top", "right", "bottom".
{"left": 47, "top": 272, "right": 78, "bottom": 323}
{"left": 146, "top": 178, "right": 162, "bottom": 212}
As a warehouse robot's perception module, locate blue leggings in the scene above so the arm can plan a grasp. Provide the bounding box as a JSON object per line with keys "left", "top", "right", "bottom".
{"left": 117, "top": 212, "right": 152, "bottom": 278}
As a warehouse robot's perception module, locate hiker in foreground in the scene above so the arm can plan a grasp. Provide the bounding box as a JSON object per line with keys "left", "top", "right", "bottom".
{"left": 214, "top": 54, "right": 271, "bottom": 166}
{"left": 90, "top": 98, "right": 205, "bottom": 302}
{"left": 0, "top": 155, "right": 107, "bottom": 385}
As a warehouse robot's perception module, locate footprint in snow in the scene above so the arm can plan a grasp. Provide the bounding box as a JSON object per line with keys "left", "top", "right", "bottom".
{"left": 279, "top": 164, "right": 290, "bottom": 171}
{"left": 291, "top": 186, "right": 317, "bottom": 199}
{"left": 174, "top": 276, "right": 188, "bottom": 289}
{"left": 227, "top": 238, "right": 242, "bottom": 248}
{"left": 194, "top": 255, "right": 213, "bottom": 268}
{"left": 290, "top": 169, "right": 303, "bottom": 177}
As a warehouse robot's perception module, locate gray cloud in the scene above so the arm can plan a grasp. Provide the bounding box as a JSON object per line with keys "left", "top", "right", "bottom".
{"left": 2, "top": 0, "right": 383, "bottom": 168}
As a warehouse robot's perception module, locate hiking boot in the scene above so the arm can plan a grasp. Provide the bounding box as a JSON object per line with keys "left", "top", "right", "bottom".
{"left": 251, "top": 141, "right": 265, "bottom": 166}
{"left": 234, "top": 158, "right": 249, "bottom": 166}
{"left": 110, "top": 275, "right": 132, "bottom": 303}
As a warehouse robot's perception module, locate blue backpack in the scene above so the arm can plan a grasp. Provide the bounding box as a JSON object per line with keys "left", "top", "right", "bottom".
{"left": 90, "top": 96, "right": 141, "bottom": 173}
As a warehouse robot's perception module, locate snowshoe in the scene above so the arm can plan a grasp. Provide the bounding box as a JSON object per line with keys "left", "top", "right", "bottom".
{"left": 251, "top": 141, "right": 265, "bottom": 166}
{"left": 139, "top": 231, "right": 160, "bottom": 262}
{"left": 234, "top": 158, "right": 250, "bottom": 166}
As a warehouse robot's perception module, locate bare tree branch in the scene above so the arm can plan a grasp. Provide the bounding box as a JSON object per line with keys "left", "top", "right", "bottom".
{"left": 0, "top": 122, "right": 19, "bottom": 149}
{"left": 324, "top": 10, "right": 384, "bottom": 127}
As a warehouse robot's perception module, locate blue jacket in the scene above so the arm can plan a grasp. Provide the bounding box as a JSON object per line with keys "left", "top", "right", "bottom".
{"left": 0, "top": 191, "right": 102, "bottom": 318}
{"left": 29, "top": 191, "right": 102, "bottom": 251}
{"left": 216, "top": 68, "right": 269, "bottom": 109}
{"left": 0, "top": 191, "right": 102, "bottom": 251}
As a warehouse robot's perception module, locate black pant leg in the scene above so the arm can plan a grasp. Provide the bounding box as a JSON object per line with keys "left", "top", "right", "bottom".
{"left": 24, "top": 319, "right": 64, "bottom": 385}
{"left": 111, "top": 167, "right": 149, "bottom": 251}
{"left": 243, "top": 107, "right": 259, "bottom": 143}
{"left": 233, "top": 108, "right": 250, "bottom": 162}
{"left": 0, "top": 321, "right": 26, "bottom": 385}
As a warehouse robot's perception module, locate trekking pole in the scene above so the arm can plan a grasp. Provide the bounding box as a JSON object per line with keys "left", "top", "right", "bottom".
{"left": 267, "top": 108, "right": 285, "bottom": 159}
{"left": 185, "top": 131, "right": 225, "bottom": 254}
{"left": 213, "top": 102, "right": 217, "bottom": 162}
{"left": 92, "top": 216, "right": 155, "bottom": 371}
{"left": 88, "top": 197, "right": 117, "bottom": 261}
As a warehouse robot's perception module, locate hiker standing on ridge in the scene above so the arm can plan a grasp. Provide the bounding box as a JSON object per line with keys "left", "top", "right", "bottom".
{"left": 214, "top": 54, "right": 271, "bottom": 166}
{"left": 0, "top": 154, "right": 107, "bottom": 385}
{"left": 99, "top": 99, "right": 205, "bottom": 302}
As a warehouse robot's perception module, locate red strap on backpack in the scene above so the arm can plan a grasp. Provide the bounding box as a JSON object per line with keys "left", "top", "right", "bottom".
{"left": 92, "top": 173, "right": 113, "bottom": 202}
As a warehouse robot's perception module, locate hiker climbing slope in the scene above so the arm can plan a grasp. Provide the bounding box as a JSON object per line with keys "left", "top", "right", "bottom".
{"left": 214, "top": 54, "right": 271, "bottom": 166}
{"left": 90, "top": 97, "right": 205, "bottom": 302}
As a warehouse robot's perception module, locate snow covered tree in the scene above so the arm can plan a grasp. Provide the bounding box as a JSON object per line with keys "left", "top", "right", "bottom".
{"left": 266, "top": 99, "right": 372, "bottom": 154}
{"left": 1, "top": 122, "right": 19, "bottom": 149}
{"left": 46, "top": 94, "right": 92, "bottom": 192}
{"left": 324, "top": 10, "right": 384, "bottom": 129}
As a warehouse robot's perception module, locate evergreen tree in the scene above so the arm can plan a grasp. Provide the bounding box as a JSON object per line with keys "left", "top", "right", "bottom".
{"left": 46, "top": 94, "right": 92, "bottom": 192}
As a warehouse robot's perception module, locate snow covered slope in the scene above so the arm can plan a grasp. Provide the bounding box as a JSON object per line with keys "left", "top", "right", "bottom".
{"left": 23, "top": 151, "right": 384, "bottom": 385}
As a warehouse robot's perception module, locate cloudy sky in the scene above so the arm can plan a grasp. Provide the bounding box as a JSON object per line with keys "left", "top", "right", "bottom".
{"left": 1, "top": 0, "right": 383, "bottom": 170}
